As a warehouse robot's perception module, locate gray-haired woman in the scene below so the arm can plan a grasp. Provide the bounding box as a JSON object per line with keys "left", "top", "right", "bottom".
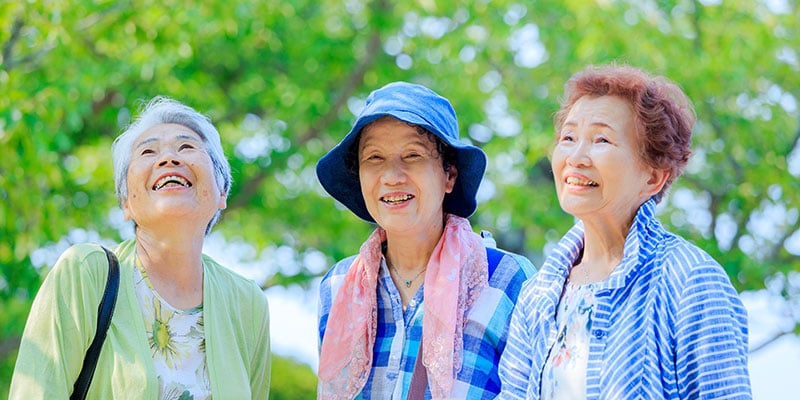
{"left": 10, "top": 97, "right": 271, "bottom": 399}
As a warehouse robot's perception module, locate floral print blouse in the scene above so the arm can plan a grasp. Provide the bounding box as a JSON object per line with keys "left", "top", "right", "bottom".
{"left": 540, "top": 281, "right": 597, "bottom": 400}
{"left": 134, "top": 258, "right": 211, "bottom": 400}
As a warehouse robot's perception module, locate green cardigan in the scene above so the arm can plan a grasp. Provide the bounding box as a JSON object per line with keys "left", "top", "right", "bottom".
{"left": 10, "top": 239, "right": 271, "bottom": 399}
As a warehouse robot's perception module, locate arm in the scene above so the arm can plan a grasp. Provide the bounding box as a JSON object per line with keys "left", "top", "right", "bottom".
{"left": 674, "top": 261, "right": 751, "bottom": 399}
{"left": 496, "top": 284, "right": 536, "bottom": 400}
{"left": 9, "top": 244, "right": 108, "bottom": 399}
{"left": 249, "top": 290, "right": 271, "bottom": 400}
{"left": 317, "top": 272, "right": 333, "bottom": 349}
{"left": 317, "top": 256, "right": 355, "bottom": 349}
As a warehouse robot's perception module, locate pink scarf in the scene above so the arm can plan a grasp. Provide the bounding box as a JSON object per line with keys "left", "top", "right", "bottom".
{"left": 318, "top": 215, "right": 489, "bottom": 399}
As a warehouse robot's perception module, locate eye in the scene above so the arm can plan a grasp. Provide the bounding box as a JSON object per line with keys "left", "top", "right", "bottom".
{"left": 179, "top": 143, "right": 195, "bottom": 151}
{"left": 595, "top": 136, "right": 611, "bottom": 144}
{"left": 404, "top": 152, "right": 422, "bottom": 160}
{"left": 140, "top": 148, "right": 155, "bottom": 155}
{"left": 362, "top": 153, "right": 383, "bottom": 162}
{"left": 558, "top": 131, "right": 575, "bottom": 142}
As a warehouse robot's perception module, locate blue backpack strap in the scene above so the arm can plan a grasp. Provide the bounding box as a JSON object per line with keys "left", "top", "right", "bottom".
{"left": 481, "top": 231, "right": 505, "bottom": 280}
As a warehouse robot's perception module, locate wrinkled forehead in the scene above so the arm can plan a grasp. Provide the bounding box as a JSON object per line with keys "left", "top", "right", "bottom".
{"left": 566, "top": 96, "right": 636, "bottom": 128}
{"left": 358, "top": 117, "right": 438, "bottom": 150}
{"left": 132, "top": 123, "right": 204, "bottom": 149}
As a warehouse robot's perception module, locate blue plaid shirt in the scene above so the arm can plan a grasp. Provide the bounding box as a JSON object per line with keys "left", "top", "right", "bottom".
{"left": 498, "top": 199, "right": 752, "bottom": 399}
{"left": 318, "top": 243, "right": 536, "bottom": 399}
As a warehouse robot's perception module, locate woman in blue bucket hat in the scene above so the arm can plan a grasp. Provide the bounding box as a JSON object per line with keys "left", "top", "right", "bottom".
{"left": 316, "top": 81, "right": 536, "bottom": 399}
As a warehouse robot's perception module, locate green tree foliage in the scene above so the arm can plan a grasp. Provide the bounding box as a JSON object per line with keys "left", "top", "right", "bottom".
{"left": 2, "top": 0, "right": 799, "bottom": 395}
{"left": 270, "top": 356, "right": 317, "bottom": 399}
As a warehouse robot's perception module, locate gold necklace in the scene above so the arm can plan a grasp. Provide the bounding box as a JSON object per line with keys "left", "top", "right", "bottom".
{"left": 387, "top": 260, "right": 426, "bottom": 288}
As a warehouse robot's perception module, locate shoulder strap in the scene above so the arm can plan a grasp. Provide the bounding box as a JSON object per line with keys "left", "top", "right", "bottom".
{"left": 407, "top": 337, "right": 428, "bottom": 400}
{"left": 70, "top": 246, "right": 120, "bottom": 400}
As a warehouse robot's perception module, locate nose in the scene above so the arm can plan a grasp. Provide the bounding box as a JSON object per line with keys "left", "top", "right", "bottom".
{"left": 158, "top": 159, "right": 181, "bottom": 167}
{"left": 566, "top": 140, "right": 591, "bottom": 167}
{"left": 157, "top": 149, "right": 182, "bottom": 167}
{"left": 380, "top": 157, "right": 407, "bottom": 185}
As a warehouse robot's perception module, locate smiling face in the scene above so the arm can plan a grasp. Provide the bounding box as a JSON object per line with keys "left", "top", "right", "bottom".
{"left": 358, "top": 117, "right": 457, "bottom": 236}
{"left": 122, "top": 123, "right": 226, "bottom": 232}
{"left": 552, "top": 95, "right": 667, "bottom": 227}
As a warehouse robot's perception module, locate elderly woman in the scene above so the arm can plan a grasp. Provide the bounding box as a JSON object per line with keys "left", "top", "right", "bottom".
{"left": 10, "top": 97, "right": 271, "bottom": 399}
{"left": 315, "top": 82, "right": 536, "bottom": 399}
{"left": 497, "top": 65, "right": 751, "bottom": 399}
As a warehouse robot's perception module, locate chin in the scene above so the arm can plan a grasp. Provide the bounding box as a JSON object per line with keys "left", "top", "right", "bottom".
{"left": 558, "top": 202, "right": 593, "bottom": 219}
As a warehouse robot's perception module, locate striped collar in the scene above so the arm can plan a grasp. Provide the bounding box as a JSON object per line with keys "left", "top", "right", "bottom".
{"left": 541, "top": 198, "right": 662, "bottom": 294}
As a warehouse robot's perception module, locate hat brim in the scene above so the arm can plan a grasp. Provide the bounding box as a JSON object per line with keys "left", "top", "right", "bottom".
{"left": 316, "top": 111, "right": 487, "bottom": 223}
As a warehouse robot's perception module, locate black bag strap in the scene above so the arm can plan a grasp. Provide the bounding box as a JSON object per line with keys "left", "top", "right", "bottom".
{"left": 70, "top": 246, "right": 120, "bottom": 400}
{"left": 407, "top": 336, "right": 428, "bottom": 400}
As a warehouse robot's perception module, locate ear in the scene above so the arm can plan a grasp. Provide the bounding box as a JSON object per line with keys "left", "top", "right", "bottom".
{"left": 444, "top": 164, "right": 458, "bottom": 194}
{"left": 122, "top": 198, "right": 133, "bottom": 221}
{"left": 642, "top": 168, "right": 669, "bottom": 199}
{"left": 218, "top": 191, "right": 228, "bottom": 210}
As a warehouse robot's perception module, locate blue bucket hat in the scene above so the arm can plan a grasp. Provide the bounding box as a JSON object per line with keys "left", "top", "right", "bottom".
{"left": 316, "top": 81, "right": 487, "bottom": 222}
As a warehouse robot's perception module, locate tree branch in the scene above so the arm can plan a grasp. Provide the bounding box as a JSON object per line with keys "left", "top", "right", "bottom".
{"left": 709, "top": 191, "right": 721, "bottom": 245}
{"left": 690, "top": 0, "right": 704, "bottom": 53}
{"left": 2, "top": 16, "right": 57, "bottom": 72}
{"left": 2, "top": 17, "right": 24, "bottom": 71}
{"left": 696, "top": 99, "right": 749, "bottom": 248}
{"left": 791, "top": 112, "right": 800, "bottom": 157}
{"left": 768, "top": 217, "right": 800, "bottom": 263}
{"left": 229, "top": 0, "right": 390, "bottom": 210}
{"left": 294, "top": 33, "right": 382, "bottom": 146}
{"left": 763, "top": 112, "right": 800, "bottom": 263}
{"left": 750, "top": 328, "right": 797, "bottom": 354}
{"left": 701, "top": 100, "right": 744, "bottom": 182}
{"left": 776, "top": 252, "right": 800, "bottom": 266}
{"left": 0, "top": 335, "right": 21, "bottom": 360}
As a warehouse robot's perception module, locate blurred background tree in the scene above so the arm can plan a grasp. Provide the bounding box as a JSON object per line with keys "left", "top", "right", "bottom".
{"left": 1, "top": 0, "right": 798, "bottom": 397}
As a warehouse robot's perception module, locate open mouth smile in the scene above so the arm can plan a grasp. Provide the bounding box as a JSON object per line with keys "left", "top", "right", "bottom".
{"left": 152, "top": 174, "right": 193, "bottom": 191}
{"left": 380, "top": 194, "right": 414, "bottom": 205}
{"left": 565, "top": 176, "right": 598, "bottom": 187}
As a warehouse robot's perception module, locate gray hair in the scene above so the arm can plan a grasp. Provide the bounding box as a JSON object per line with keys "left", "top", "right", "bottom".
{"left": 111, "top": 96, "right": 233, "bottom": 234}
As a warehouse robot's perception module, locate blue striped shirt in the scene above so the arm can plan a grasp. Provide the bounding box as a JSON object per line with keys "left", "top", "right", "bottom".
{"left": 319, "top": 245, "right": 536, "bottom": 399}
{"left": 498, "top": 199, "right": 751, "bottom": 399}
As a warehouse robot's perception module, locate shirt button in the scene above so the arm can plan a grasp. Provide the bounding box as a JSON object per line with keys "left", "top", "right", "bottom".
{"left": 593, "top": 329, "right": 604, "bottom": 339}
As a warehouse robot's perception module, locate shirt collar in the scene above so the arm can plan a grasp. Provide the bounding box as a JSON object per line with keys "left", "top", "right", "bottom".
{"left": 546, "top": 198, "right": 660, "bottom": 291}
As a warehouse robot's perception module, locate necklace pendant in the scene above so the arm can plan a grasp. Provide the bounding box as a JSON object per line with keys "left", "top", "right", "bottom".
{"left": 405, "top": 280, "right": 412, "bottom": 287}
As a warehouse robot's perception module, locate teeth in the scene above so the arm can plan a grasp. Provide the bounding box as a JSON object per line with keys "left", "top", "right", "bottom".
{"left": 565, "top": 176, "right": 598, "bottom": 187}
{"left": 153, "top": 175, "right": 191, "bottom": 190}
{"left": 381, "top": 194, "right": 414, "bottom": 204}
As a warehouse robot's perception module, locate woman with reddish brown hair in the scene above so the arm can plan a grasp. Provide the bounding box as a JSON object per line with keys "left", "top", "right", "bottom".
{"left": 497, "top": 65, "right": 751, "bottom": 399}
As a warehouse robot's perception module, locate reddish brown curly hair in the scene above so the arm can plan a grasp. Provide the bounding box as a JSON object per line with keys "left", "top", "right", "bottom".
{"left": 554, "top": 64, "right": 696, "bottom": 203}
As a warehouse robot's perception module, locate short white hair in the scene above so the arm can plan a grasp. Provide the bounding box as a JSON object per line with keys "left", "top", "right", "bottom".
{"left": 111, "top": 96, "right": 232, "bottom": 233}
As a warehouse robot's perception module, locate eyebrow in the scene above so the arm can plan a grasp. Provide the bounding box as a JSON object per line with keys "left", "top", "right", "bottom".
{"left": 361, "top": 135, "right": 433, "bottom": 148}
{"left": 562, "top": 120, "right": 616, "bottom": 131}
{"left": 135, "top": 134, "right": 200, "bottom": 149}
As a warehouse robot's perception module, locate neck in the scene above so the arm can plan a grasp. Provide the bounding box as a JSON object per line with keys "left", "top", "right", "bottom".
{"left": 577, "top": 216, "right": 632, "bottom": 280}
{"left": 383, "top": 215, "right": 447, "bottom": 275}
{"left": 135, "top": 228, "right": 205, "bottom": 309}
